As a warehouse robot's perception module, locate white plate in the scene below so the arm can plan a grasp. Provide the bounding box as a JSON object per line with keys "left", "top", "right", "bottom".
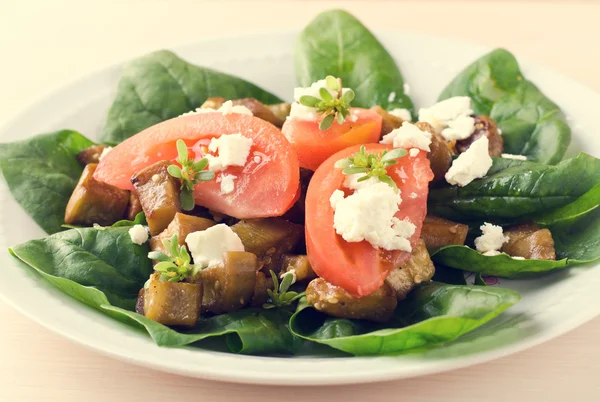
{"left": 0, "top": 31, "right": 599, "bottom": 386}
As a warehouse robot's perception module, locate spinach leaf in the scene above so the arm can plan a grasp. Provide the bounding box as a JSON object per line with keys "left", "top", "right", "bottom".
{"left": 431, "top": 265, "right": 467, "bottom": 285}
{"left": 428, "top": 153, "right": 600, "bottom": 223}
{"left": 290, "top": 282, "right": 520, "bottom": 355}
{"left": 112, "top": 212, "right": 147, "bottom": 227}
{"left": 100, "top": 50, "right": 282, "bottom": 144}
{"left": 10, "top": 226, "right": 153, "bottom": 309}
{"left": 295, "top": 9, "right": 413, "bottom": 112}
{"left": 439, "top": 48, "right": 570, "bottom": 164}
{"left": 474, "top": 274, "right": 488, "bottom": 286}
{"left": 534, "top": 184, "right": 600, "bottom": 226}
{"left": 552, "top": 209, "right": 600, "bottom": 261}
{"left": 0, "top": 130, "right": 94, "bottom": 234}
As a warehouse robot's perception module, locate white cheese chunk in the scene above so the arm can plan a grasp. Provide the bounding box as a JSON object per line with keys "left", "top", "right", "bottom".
{"left": 418, "top": 96, "right": 474, "bottom": 138}
{"left": 180, "top": 100, "right": 253, "bottom": 117}
{"left": 289, "top": 78, "right": 350, "bottom": 122}
{"left": 501, "top": 153, "right": 528, "bottom": 160}
{"left": 445, "top": 136, "right": 493, "bottom": 186}
{"left": 128, "top": 224, "right": 149, "bottom": 245}
{"left": 403, "top": 83, "right": 411, "bottom": 95}
{"left": 388, "top": 108, "right": 412, "bottom": 122}
{"left": 388, "top": 92, "right": 396, "bottom": 102}
{"left": 380, "top": 122, "right": 432, "bottom": 152}
{"left": 330, "top": 182, "right": 414, "bottom": 252}
{"left": 511, "top": 256, "right": 526, "bottom": 260}
{"left": 482, "top": 250, "right": 503, "bottom": 257}
{"left": 343, "top": 174, "right": 380, "bottom": 191}
{"left": 219, "top": 174, "right": 237, "bottom": 194}
{"left": 208, "top": 133, "right": 253, "bottom": 168}
{"left": 409, "top": 148, "right": 420, "bottom": 157}
{"left": 440, "top": 114, "right": 475, "bottom": 141}
{"left": 475, "top": 223, "right": 509, "bottom": 254}
{"left": 204, "top": 154, "right": 224, "bottom": 172}
{"left": 186, "top": 224, "right": 244, "bottom": 268}
{"left": 98, "top": 146, "right": 113, "bottom": 161}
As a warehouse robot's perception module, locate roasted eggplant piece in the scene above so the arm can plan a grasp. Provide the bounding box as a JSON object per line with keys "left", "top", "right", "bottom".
{"left": 385, "top": 239, "right": 435, "bottom": 300}
{"left": 414, "top": 122, "right": 453, "bottom": 182}
{"left": 266, "top": 102, "right": 291, "bottom": 123}
{"left": 200, "top": 97, "right": 290, "bottom": 128}
{"left": 231, "top": 218, "right": 303, "bottom": 273}
{"left": 306, "top": 278, "right": 397, "bottom": 323}
{"left": 142, "top": 273, "right": 202, "bottom": 327}
{"left": 149, "top": 213, "right": 215, "bottom": 254}
{"left": 76, "top": 144, "right": 106, "bottom": 166}
{"left": 200, "top": 251, "right": 258, "bottom": 314}
{"left": 456, "top": 115, "right": 503, "bottom": 156}
{"left": 64, "top": 163, "right": 129, "bottom": 226}
{"left": 501, "top": 222, "right": 556, "bottom": 260}
{"left": 131, "top": 160, "right": 181, "bottom": 236}
{"left": 126, "top": 192, "right": 143, "bottom": 221}
{"left": 370, "top": 106, "right": 404, "bottom": 136}
{"left": 279, "top": 255, "right": 316, "bottom": 283}
{"left": 421, "top": 215, "right": 469, "bottom": 251}
{"left": 282, "top": 168, "right": 313, "bottom": 225}
{"left": 250, "top": 271, "right": 273, "bottom": 307}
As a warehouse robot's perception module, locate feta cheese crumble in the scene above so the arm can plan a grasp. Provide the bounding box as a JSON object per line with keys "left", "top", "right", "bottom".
{"left": 388, "top": 108, "right": 412, "bottom": 122}
{"left": 409, "top": 148, "right": 420, "bottom": 157}
{"left": 220, "top": 174, "right": 237, "bottom": 194}
{"left": 289, "top": 78, "right": 350, "bottom": 121}
{"left": 128, "top": 224, "right": 149, "bottom": 245}
{"left": 208, "top": 133, "right": 253, "bottom": 169}
{"left": 418, "top": 96, "right": 475, "bottom": 141}
{"left": 501, "top": 153, "right": 528, "bottom": 160}
{"left": 380, "top": 122, "right": 432, "bottom": 152}
{"left": 186, "top": 224, "right": 244, "bottom": 268}
{"left": 98, "top": 146, "right": 112, "bottom": 161}
{"left": 475, "top": 223, "right": 509, "bottom": 254}
{"left": 445, "top": 136, "right": 493, "bottom": 186}
{"left": 330, "top": 182, "right": 415, "bottom": 252}
{"left": 180, "top": 100, "right": 253, "bottom": 117}
{"left": 403, "top": 82, "right": 411, "bottom": 95}
{"left": 388, "top": 92, "right": 396, "bottom": 102}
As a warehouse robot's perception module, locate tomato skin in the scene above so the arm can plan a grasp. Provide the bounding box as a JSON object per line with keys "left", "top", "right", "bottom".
{"left": 281, "top": 108, "right": 382, "bottom": 171}
{"left": 305, "top": 144, "right": 433, "bottom": 297}
{"left": 94, "top": 113, "right": 300, "bottom": 219}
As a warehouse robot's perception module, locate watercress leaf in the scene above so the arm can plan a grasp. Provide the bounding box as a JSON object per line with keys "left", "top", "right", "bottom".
{"left": 154, "top": 261, "right": 177, "bottom": 273}
{"left": 299, "top": 95, "right": 321, "bottom": 108}
{"left": 325, "top": 75, "right": 339, "bottom": 91}
{"left": 319, "top": 87, "right": 334, "bottom": 102}
{"left": 0, "top": 130, "right": 94, "bottom": 234}
{"left": 296, "top": 10, "right": 413, "bottom": 112}
{"left": 438, "top": 48, "right": 570, "bottom": 164}
{"left": 100, "top": 50, "right": 281, "bottom": 144}
{"left": 269, "top": 270, "right": 279, "bottom": 293}
{"left": 290, "top": 282, "right": 520, "bottom": 355}
{"left": 342, "top": 166, "right": 368, "bottom": 175}
{"left": 378, "top": 175, "right": 397, "bottom": 189}
{"left": 279, "top": 272, "right": 294, "bottom": 294}
{"left": 334, "top": 158, "right": 353, "bottom": 169}
{"left": 193, "top": 158, "right": 209, "bottom": 172}
{"left": 337, "top": 112, "right": 345, "bottom": 124}
{"left": 196, "top": 171, "right": 215, "bottom": 181}
{"left": 319, "top": 114, "right": 335, "bottom": 130}
{"left": 167, "top": 164, "right": 182, "bottom": 178}
{"left": 428, "top": 153, "right": 600, "bottom": 222}
{"left": 341, "top": 89, "right": 355, "bottom": 104}
{"left": 147, "top": 251, "right": 170, "bottom": 262}
{"left": 180, "top": 190, "right": 195, "bottom": 211}
{"left": 175, "top": 139, "right": 188, "bottom": 162}
{"left": 381, "top": 148, "right": 407, "bottom": 162}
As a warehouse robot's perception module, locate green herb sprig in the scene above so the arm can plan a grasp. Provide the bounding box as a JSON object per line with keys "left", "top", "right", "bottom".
{"left": 334, "top": 146, "right": 407, "bottom": 190}
{"left": 263, "top": 270, "right": 305, "bottom": 310}
{"left": 167, "top": 139, "right": 215, "bottom": 210}
{"left": 298, "top": 76, "right": 355, "bottom": 130}
{"left": 148, "top": 234, "right": 200, "bottom": 282}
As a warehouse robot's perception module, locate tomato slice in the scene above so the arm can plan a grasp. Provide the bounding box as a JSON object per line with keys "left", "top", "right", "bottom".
{"left": 94, "top": 113, "right": 300, "bottom": 219}
{"left": 305, "top": 144, "right": 433, "bottom": 297}
{"left": 281, "top": 108, "right": 382, "bottom": 171}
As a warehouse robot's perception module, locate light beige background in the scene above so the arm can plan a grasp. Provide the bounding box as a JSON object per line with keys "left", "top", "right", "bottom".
{"left": 1, "top": 1, "right": 599, "bottom": 401}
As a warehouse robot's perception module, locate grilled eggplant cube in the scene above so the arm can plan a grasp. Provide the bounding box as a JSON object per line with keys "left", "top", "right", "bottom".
{"left": 76, "top": 144, "right": 107, "bottom": 166}
{"left": 306, "top": 278, "right": 397, "bottom": 323}
{"left": 501, "top": 223, "right": 556, "bottom": 260}
{"left": 386, "top": 239, "right": 435, "bottom": 300}
{"left": 456, "top": 115, "right": 503, "bottom": 156}
{"left": 231, "top": 218, "right": 303, "bottom": 273}
{"left": 370, "top": 106, "right": 405, "bottom": 136}
{"left": 250, "top": 271, "right": 273, "bottom": 308}
{"left": 421, "top": 215, "right": 469, "bottom": 251}
{"left": 64, "top": 163, "right": 129, "bottom": 226}
{"left": 131, "top": 160, "right": 182, "bottom": 236}
{"left": 201, "top": 97, "right": 290, "bottom": 128}
{"left": 143, "top": 273, "right": 202, "bottom": 327}
{"left": 126, "top": 192, "right": 143, "bottom": 221}
{"left": 201, "top": 251, "right": 258, "bottom": 314}
{"left": 149, "top": 213, "right": 215, "bottom": 254}
{"left": 280, "top": 255, "right": 316, "bottom": 283}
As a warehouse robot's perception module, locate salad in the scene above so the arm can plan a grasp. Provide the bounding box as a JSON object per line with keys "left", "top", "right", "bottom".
{"left": 1, "top": 9, "right": 598, "bottom": 356}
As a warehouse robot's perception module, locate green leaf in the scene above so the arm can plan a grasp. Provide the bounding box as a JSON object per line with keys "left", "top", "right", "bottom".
{"left": 381, "top": 148, "right": 407, "bottom": 162}
{"left": 154, "top": 261, "right": 178, "bottom": 273}
{"left": 111, "top": 212, "right": 147, "bottom": 227}
{"left": 474, "top": 274, "right": 488, "bottom": 286}
{"left": 337, "top": 112, "right": 345, "bottom": 124}
{"left": 180, "top": 189, "right": 195, "bottom": 211}
{"left": 319, "top": 114, "right": 335, "bottom": 130}
{"left": 341, "top": 89, "right": 355, "bottom": 104}
{"left": 296, "top": 10, "right": 413, "bottom": 112}
{"left": 289, "top": 282, "right": 520, "bottom": 355}
{"left": 147, "top": 251, "right": 170, "bottom": 262}
{"left": 0, "top": 130, "right": 94, "bottom": 234}
{"left": 534, "top": 184, "right": 600, "bottom": 226}
{"left": 428, "top": 153, "right": 600, "bottom": 222}
{"left": 298, "top": 95, "right": 321, "bottom": 107}
{"left": 432, "top": 265, "right": 467, "bottom": 285}
{"left": 325, "top": 75, "right": 339, "bottom": 91}
{"left": 334, "top": 158, "right": 353, "bottom": 169}
{"left": 319, "top": 87, "right": 334, "bottom": 102}
{"left": 100, "top": 50, "right": 281, "bottom": 144}
{"left": 342, "top": 166, "right": 368, "bottom": 175}
{"left": 196, "top": 170, "right": 215, "bottom": 182}
{"left": 192, "top": 158, "right": 209, "bottom": 172}
{"left": 167, "top": 164, "right": 182, "bottom": 178}
{"left": 175, "top": 139, "right": 188, "bottom": 162}
{"left": 438, "top": 48, "right": 570, "bottom": 164}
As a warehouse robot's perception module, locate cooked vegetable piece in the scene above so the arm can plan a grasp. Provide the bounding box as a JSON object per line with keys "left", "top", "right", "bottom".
{"left": 200, "top": 251, "right": 258, "bottom": 314}
{"left": 250, "top": 271, "right": 273, "bottom": 307}
{"left": 385, "top": 239, "right": 435, "bottom": 300}
{"left": 266, "top": 102, "right": 291, "bottom": 123}
{"left": 282, "top": 168, "right": 314, "bottom": 225}
{"left": 64, "top": 163, "right": 129, "bottom": 226}
{"left": 420, "top": 215, "right": 469, "bottom": 251}
{"left": 126, "top": 192, "right": 143, "bottom": 221}
{"left": 501, "top": 222, "right": 556, "bottom": 260}
{"left": 231, "top": 218, "right": 303, "bottom": 273}
{"left": 149, "top": 213, "right": 215, "bottom": 254}
{"left": 370, "top": 106, "right": 404, "bottom": 136}
{"left": 135, "top": 288, "right": 145, "bottom": 315}
{"left": 306, "top": 278, "right": 397, "bottom": 323}
{"left": 415, "top": 122, "right": 452, "bottom": 182}
{"left": 200, "top": 97, "right": 289, "bottom": 128}
{"left": 280, "top": 255, "right": 317, "bottom": 283}
{"left": 143, "top": 273, "right": 202, "bottom": 327}
{"left": 455, "top": 115, "right": 503, "bottom": 156}
{"left": 76, "top": 144, "right": 106, "bottom": 166}
{"left": 131, "top": 160, "right": 181, "bottom": 235}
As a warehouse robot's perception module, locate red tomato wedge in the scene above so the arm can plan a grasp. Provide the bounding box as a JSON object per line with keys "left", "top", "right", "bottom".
{"left": 94, "top": 113, "right": 300, "bottom": 219}
{"left": 281, "top": 108, "right": 382, "bottom": 171}
{"left": 305, "top": 144, "right": 434, "bottom": 297}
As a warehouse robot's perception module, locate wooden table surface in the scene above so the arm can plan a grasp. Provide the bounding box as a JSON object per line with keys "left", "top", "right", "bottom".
{"left": 1, "top": 1, "right": 599, "bottom": 401}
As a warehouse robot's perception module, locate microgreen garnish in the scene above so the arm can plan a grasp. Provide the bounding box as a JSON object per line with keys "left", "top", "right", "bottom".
{"left": 298, "top": 76, "right": 355, "bottom": 130}
{"left": 148, "top": 234, "right": 200, "bottom": 282}
{"left": 263, "top": 270, "right": 305, "bottom": 310}
{"left": 334, "top": 146, "right": 408, "bottom": 190}
{"left": 167, "top": 139, "right": 215, "bottom": 210}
